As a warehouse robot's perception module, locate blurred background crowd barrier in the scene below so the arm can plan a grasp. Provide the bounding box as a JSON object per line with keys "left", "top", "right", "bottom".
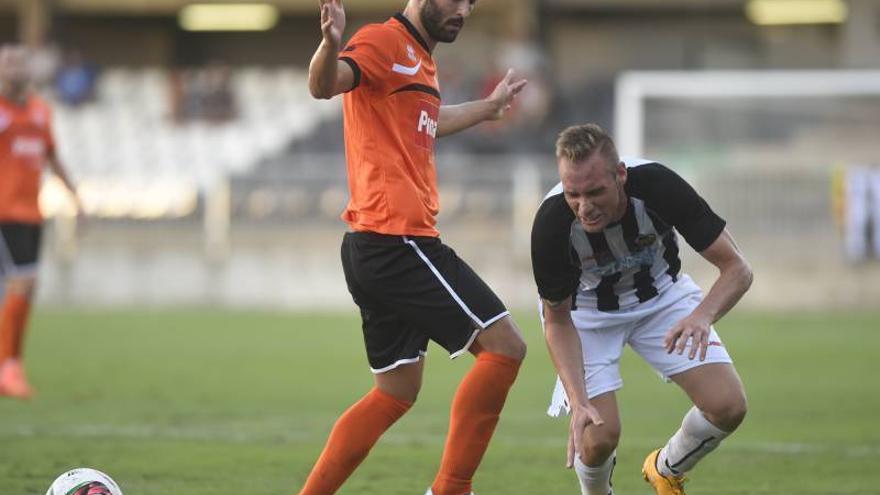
{"left": 2, "top": 0, "right": 878, "bottom": 309}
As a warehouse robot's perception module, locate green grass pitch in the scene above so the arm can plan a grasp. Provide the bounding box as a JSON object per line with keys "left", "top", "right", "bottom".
{"left": 1, "top": 309, "right": 878, "bottom": 494}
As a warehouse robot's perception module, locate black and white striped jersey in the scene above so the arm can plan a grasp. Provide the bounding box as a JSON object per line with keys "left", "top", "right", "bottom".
{"left": 531, "top": 158, "right": 726, "bottom": 312}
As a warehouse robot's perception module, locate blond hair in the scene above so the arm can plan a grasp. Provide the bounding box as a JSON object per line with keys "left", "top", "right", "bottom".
{"left": 555, "top": 123, "right": 619, "bottom": 169}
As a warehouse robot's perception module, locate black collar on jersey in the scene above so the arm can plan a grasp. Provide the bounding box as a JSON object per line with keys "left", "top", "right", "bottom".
{"left": 393, "top": 13, "right": 432, "bottom": 54}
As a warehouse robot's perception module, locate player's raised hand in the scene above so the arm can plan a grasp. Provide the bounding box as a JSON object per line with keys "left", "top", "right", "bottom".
{"left": 567, "top": 402, "right": 604, "bottom": 468}
{"left": 486, "top": 68, "right": 528, "bottom": 120}
{"left": 319, "top": 0, "right": 346, "bottom": 49}
{"left": 664, "top": 313, "right": 713, "bottom": 361}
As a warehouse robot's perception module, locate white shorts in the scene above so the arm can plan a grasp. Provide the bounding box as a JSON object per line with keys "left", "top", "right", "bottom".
{"left": 544, "top": 275, "right": 733, "bottom": 417}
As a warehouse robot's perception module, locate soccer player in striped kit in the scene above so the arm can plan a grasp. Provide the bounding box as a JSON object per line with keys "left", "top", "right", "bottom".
{"left": 303, "top": 1, "right": 528, "bottom": 494}
{"left": 0, "top": 44, "right": 82, "bottom": 399}
{"left": 532, "top": 124, "right": 752, "bottom": 495}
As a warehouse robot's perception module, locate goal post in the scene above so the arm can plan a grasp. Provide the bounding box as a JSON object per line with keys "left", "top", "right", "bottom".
{"left": 615, "top": 70, "right": 880, "bottom": 157}
{"left": 612, "top": 69, "right": 880, "bottom": 308}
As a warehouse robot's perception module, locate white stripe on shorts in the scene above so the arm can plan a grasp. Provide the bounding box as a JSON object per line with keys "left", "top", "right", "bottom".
{"left": 370, "top": 350, "right": 427, "bottom": 374}
{"left": 402, "top": 236, "right": 508, "bottom": 330}
{"left": 402, "top": 236, "right": 509, "bottom": 358}
{"left": 450, "top": 328, "right": 481, "bottom": 359}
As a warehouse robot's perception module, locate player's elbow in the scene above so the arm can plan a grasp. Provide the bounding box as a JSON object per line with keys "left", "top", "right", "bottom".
{"left": 722, "top": 255, "right": 753, "bottom": 294}
{"left": 307, "top": 75, "right": 335, "bottom": 100}
{"left": 739, "top": 259, "right": 754, "bottom": 293}
{"left": 308, "top": 83, "right": 334, "bottom": 100}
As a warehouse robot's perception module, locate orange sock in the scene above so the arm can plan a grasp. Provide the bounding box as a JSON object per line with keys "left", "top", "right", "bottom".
{"left": 432, "top": 351, "right": 521, "bottom": 495}
{"left": 0, "top": 293, "right": 31, "bottom": 363}
{"left": 299, "top": 387, "right": 412, "bottom": 495}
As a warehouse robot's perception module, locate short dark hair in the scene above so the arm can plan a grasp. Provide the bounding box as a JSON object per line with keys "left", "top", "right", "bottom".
{"left": 555, "top": 123, "right": 620, "bottom": 170}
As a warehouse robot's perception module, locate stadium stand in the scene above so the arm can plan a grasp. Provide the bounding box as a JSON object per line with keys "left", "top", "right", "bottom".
{"left": 50, "top": 67, "right": 339, "bottom": 187}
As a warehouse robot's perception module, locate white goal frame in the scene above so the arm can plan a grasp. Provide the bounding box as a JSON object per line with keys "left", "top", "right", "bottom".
{"left": 614, "top": 70, "right": 880, "bottom": 156}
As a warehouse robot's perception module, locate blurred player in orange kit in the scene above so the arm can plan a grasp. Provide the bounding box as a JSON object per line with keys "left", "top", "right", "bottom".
{"left": 302, "top": 0, "right": 528, "bottom": 493}
{"left": 0, "top": 44, "right": 83, "bottom": 399}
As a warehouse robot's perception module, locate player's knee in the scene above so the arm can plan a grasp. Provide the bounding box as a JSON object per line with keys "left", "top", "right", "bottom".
{"left": 476, "top": 318, "right": 527, "bottom": 362}
{"left": 494, "top": 335, "right": 526, "bottom": 362}
{"left": 6, "top": 277, "right": 36, "bottom": 298}
{"left": 705, "top": 391, "right": 748, "bottom": 432}
{"left": 722, "top": 393, "right": 748, "bottom": 431}
{"left": 502, "top": 333, "right": 527, "bottom": 362}
{"left": 398, "top": 389, "right": 421, "bottom": 404}
{"left": 581, "top": 428, "right": 620, "bottom": 464}
{"left": 375, "top": 365, "right": 424, "bottom": 404}
{"left": 378, "top": 382, "right": 421, "bottom": 404}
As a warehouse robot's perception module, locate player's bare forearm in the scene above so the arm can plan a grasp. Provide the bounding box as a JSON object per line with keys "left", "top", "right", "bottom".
{"left": 47, "top": 156, "right": 84, "bottom": 212}
{"left": 308, "top": 41, "right": 342, "bottom": 99}
{"left": 543, "top": 299, "right": 591, "bottom": 408}
{"left": 437, "top": 100, "right": 496, "bottom": 137}
{"left": 694, "top": 229, "right": 754, "bottom": 324}
{"left": 695, "top": 258, "right": 752, "bottom": 324}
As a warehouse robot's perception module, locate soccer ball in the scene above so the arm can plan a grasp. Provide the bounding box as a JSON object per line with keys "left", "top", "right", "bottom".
{"left": 45, "top": 468, "right": 123, "bottom": 495}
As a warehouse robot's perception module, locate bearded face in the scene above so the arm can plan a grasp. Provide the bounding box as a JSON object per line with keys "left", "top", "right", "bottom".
{"left": 419, "top": 0, "right": 469, "bottom": 43}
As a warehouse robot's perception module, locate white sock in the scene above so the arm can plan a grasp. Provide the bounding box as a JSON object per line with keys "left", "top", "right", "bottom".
{"left": 574, "top": 451, "right": 616, "bottom": 495}
{"left": 658, "top": 407, "right": 729, "bottom": 477}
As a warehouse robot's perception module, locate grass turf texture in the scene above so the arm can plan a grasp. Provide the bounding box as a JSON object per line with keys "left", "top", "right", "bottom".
{"left": 1, "top": 310, "right": 878, "bottom": 494}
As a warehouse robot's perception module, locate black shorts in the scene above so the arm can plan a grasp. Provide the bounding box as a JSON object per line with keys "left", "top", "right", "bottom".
{"left": 341, "top": 231, "right": 509, "bottom": 373}
{"left": 0, "top": 222, "right": 42, "bottom": 277}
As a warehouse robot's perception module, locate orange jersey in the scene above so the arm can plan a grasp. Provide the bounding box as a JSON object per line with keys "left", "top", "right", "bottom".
{"left": 339, "top": 14, "right": 441, "bottom": 237}
{"left": 0, "top": 95, "right": 55, "bottom": 224}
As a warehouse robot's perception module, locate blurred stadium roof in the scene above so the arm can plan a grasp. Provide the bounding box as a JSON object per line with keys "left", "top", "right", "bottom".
{"left": 0, "top": 0, "right": 746, "bottom": 15}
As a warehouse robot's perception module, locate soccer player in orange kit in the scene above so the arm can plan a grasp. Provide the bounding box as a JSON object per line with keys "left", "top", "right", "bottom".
{"left": 0, "top": 44, "right": 82, "bottom": 399}
{"left": 301, "top": 1, "right": 529, "bottom": 493}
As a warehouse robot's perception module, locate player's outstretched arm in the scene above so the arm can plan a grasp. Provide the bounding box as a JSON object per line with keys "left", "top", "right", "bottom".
{"left": 665, "top": 229, "right": 753, "bottom": 360}
{"left": 437, "top": 68, "right": 527, "bottom": 137}
{"left": 47, "top": 155, "right": 84, "bottom": 218}
{"left": 543, "top": 298, "right": 604, "bottom": 468}
{"left": 308, "top": 0, "right": 355, "bottom": 99}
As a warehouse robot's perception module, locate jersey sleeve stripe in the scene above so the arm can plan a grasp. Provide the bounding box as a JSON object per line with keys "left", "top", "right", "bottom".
{"left": 339, "top": 56, "right": 362, "bottom": 91}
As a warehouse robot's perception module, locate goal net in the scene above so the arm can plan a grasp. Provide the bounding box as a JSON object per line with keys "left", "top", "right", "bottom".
{"left": 614, "top": 70, "right": 880, "bottom": 307}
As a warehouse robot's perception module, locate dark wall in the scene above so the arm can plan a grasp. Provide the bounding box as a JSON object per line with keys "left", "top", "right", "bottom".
{"left": 50, "top": 14, "right": 377, "bottom": 67}
{"left": 0, "top": 14, "right": 19, "bottom": 44}
{"left": 54, "top": 16, "right": 175, "bottom": 66}
{"left": 172, "top": 17, "right": 317, "bottom": 66}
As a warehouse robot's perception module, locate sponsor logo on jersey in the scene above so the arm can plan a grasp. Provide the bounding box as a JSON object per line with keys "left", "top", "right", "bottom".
{"left": 406, "top": 44, "right": 418, "bottom": 62}
{"left": 586, "top": 245, "right": 659, "bottom": 277}
{"left": 12, "top": 136, "right": 47, "bottom": 158}
{"left": 634, "top": 233, "right": 657, "bottom": 248}
{"left": 414, "top": 100, "right": 438, "bottom": 150}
